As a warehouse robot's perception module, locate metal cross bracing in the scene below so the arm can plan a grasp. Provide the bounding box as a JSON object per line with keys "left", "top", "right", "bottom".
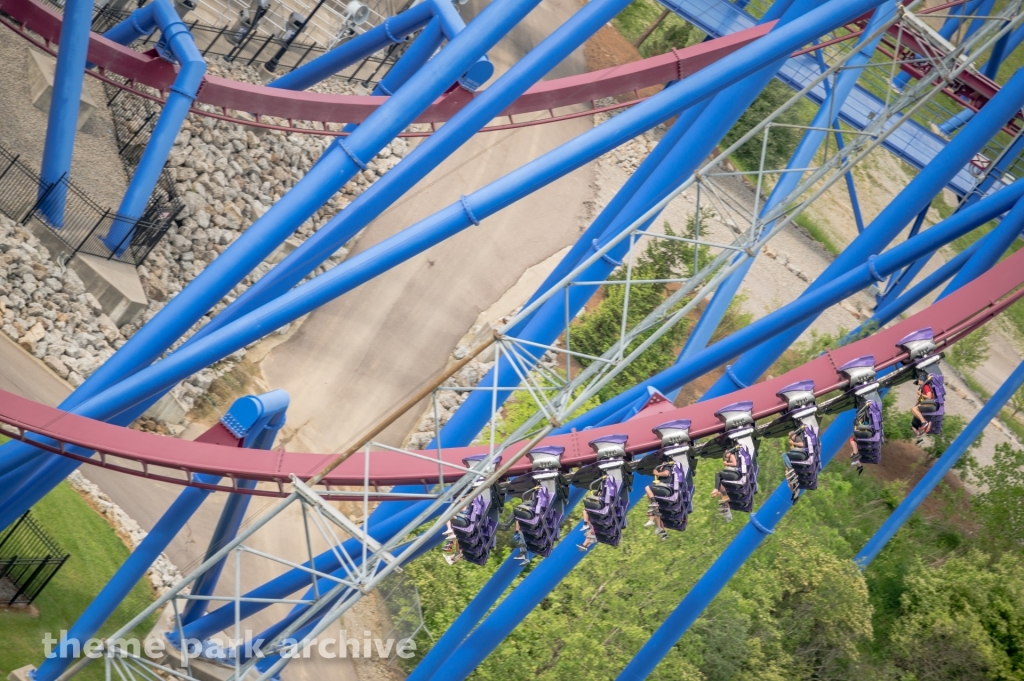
{"left": 40, "top": 224, "right": 1024, "bottom": 681}
{"left": 7, "top": 0, "right": 1024, "bottom": 678}
{"left": 41, "top": 13, "right": 1024, "bottom": 679}
{"left": 486, "top": 0, "right": 1022, "bottom": 446}
{"left": 663, "top": 0, "right": 1024, "bottom": 196}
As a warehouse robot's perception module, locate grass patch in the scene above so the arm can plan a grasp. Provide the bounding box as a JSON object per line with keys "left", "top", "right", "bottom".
{"left": 794, "top": 212, "right": 841, "bottom": 256}
{"left": 0, "top": 480, "right": 157, "bottom": 680}
{"left": 611, "top": 0, "right": 701, "bottom": 58}
{"left": 999, "top": 410, "right": 1024, "bottom": 443}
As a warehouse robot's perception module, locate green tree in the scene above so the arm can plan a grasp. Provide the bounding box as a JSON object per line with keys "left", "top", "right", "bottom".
{"left": 970, "top": 442, "right": 1024, "bottom": 553}
{"left": 888, "top": 551, "right": 1024, "bottom": 680}
{"left": 572, "top": 215, "right": 711, "bottom": 401}
{"left": 1008, "top": 385, "right": 1024, "bottom": 418}
{"left": 720, "top": 80, "right": 809, "bottom": 172}
{"left": 946, "top": 326, "right": 991, "bottom": 373}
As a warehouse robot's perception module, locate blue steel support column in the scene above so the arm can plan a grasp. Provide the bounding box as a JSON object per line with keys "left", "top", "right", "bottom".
{"left": 679, "top": 0, "right": 897, "bottom": 360}
{"left": 554, "top": 182, "right": 1024, "bottom": 430}
{"left": 429, "top": 0, "right": 493, "bottom": 90}
{"left": 615, "top": 413, "right": 854, "bottom": 680}
{"left": 267, "top": 2, "right": 434, "bottom": 91}
{"left": 439, "top": 480, "right": 652, "bottom": 681}
{"left": 38, "top": 0, "right": 93, "bottom": 226}
{"left": 406, "top": 487, "right": 585, "bottom": 680}
{"left": 0, "top": 0, "right": 541, "bottom": 514}
{"left": 180, "top": 391, "right": 290, "bottom": 625}
{"left": 103, "top": 0, "right": 207, "bottom": 255}
{"left": 32, "top": 390, "right": 289, "bottom": 681}
{"left": 184, "top": 0, "right": 639, "bottom": 347}
{"left": 856, "top": 358, "right": 1024, "bottom": 568}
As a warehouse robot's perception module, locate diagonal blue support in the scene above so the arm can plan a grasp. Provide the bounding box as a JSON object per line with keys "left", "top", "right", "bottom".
{"left": 32, "top": 391, "right": 289, "bottom": 681}
{"left": 38, "top": 0, "right": 93, "bottom": 226}
{"left": 855, "top": 358, "right": 1024, "bottom": 568}
{"left": 0, "top": 0, "right": 541, "bottom": 525}
{"left": 101, "top": 0, "right": 207, "bottom": 255}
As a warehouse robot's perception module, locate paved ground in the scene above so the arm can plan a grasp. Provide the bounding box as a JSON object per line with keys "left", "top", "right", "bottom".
{"left": 261, "top": 0, "right": 599, "bottom": 454}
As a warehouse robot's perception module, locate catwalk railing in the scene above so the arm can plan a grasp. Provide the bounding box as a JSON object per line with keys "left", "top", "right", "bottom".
{"left": 0, "top": 511, "right": 69, "bottom": 607}
{"left": 0, "top": 143, "right": 180, "bottom": 267}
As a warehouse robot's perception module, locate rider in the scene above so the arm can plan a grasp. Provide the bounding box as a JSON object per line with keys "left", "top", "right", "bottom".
{"left": 711, "top": 447, "right": 740, "bottom": 521}
{"left": 643, "top": 462, "right": 673, "bottom": 540}
{"left": 911, "top": 378, "right": 936, "bottom": 443}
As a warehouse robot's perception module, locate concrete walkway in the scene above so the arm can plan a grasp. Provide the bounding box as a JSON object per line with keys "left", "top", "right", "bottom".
{"left": 262, "top": 0, "right": 599, "bottom": 454}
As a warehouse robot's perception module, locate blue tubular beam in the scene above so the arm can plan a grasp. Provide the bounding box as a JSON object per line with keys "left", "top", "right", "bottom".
{"left": 373, "top": 18, "right": 444, "bottom": 96}
{"left": 441, "top": 0, "right": 834, "bottom": 446}
{"left": 836, "top": 127, "right": 867, "bottom": 233}
{"left": 181, "top": 392, "right": 290, "bottom": 625}
{"left": 429, "top": 0, "right": 493, "bottom": 90}
{"left": 938, "top": 108, "right": 975, "bottom": 136}
{"left": 268, "top": 2, "right": 434, "bottom": 91}
{"left": 678, "top": 1, "right": 896, "bottom": 359}
{"left": 34, "top": 473, "right": 222, "bottom": 681}
{"left": 33, "top": 391, "right": 289, "bottom": 680}
{"left": 694, "top": 61, "right": 1024, "bottom": 402}
{"left": 0, "top": 0, "right": 896, "bottom": 509}
{"left": 439, "top": 479, "right": 652, "bottom": 680}
{"left": 38, "top": 0, "right": 93, "bottom": 225}
{"left": 943, "top": 191, "right": 1024, "bottom": 295}
{"left": 616, "top": 412, "right": 855, "bottom": 680}
{"left": 0, "top": 0, "right": 540, "bottom": 514}
{"left": 407, "top": 486, "right": 586, "bottom": 680}
{"left": 173, "top": 498, "right": 438, "bottom": 644}
{"left": 187, "top": 0, "right": 637, "bottom": 347}
{"left": 856, "top": 358, "right": 1024, "bottom": 568}
{"left": 556, "top": 181, "right": 1024, "bottom": 430}
{"left": 178, "top": 480, "right": 257, "bottom": 625}
{"left": 103, "top": 0, "right": 206, "bottom": 255}
{"left": 859, "top": 240, "right": 979, "bottom": 332}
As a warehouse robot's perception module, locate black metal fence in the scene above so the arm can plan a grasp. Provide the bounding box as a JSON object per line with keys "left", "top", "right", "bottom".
{"left": 0, "top": 144, "right": 180, "bottom": 266}
{"left": 0, "top": 512, "right": 69, "bottom": 607}
{"left": 87, "top": 4, "right": 407, "bottom": 84}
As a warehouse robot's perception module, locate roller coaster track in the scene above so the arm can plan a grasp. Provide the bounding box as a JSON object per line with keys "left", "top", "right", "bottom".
{"left": 1, "top": 0, "right": 1017, "bottom": 146}
{"left": 2, "top": 246, "right": 1022, "bottom": 500}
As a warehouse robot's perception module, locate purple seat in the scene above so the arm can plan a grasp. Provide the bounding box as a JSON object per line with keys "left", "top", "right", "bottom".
{"left": 853, "top": 399, "right": 883, "bottom": 465}
{"left": 581, "top": 434, "right": 631, "bottom": 547}
{"left": 785, "top": 425, "right": 821, "bottom": 491}
{"left": 450, "top": 455, "right": 504, "bottom": 566}
{"left": 716, "top": 444, "right": 757, "bottom": 513}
